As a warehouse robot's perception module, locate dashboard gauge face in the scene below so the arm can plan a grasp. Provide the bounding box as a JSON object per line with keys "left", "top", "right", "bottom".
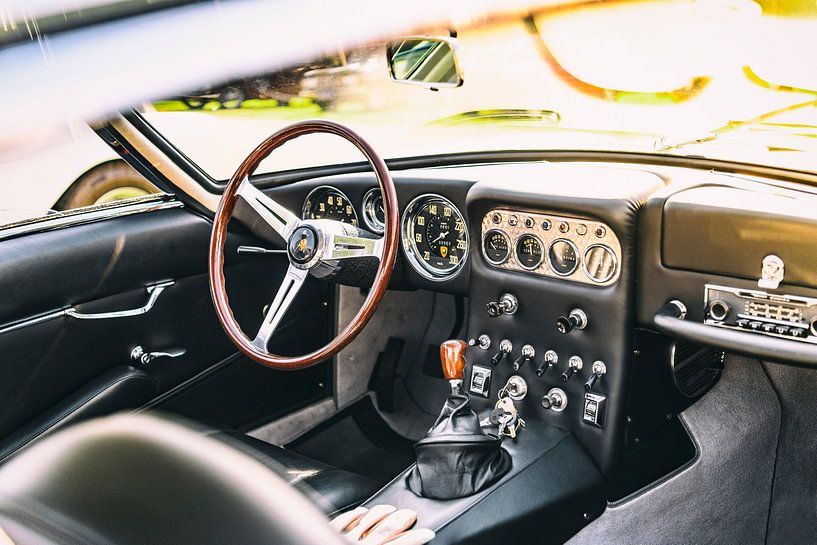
{"left": 548, "top": 238, "right": 579, "bottom": 276}
{"left": 302, "top": 186, "right": 358, "bottom": 225}
{"left": 483, "top": 230, "right": 510, "bottom": 265}
{"left": 583, "top": 244, "right": 617, "bottom": 283}
{"left": 515, "top": 234, "right": 544, "bottom": 270}
{"left": 361, "top": 188, "right": 386, "bottom": 234}
{"left": 402, "top": 195, "right": 468, "bottom": 280}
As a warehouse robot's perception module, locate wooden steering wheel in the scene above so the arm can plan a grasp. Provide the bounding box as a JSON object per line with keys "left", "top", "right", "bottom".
{"left": 208, "top": 120, "right": 399, "bottom": 370}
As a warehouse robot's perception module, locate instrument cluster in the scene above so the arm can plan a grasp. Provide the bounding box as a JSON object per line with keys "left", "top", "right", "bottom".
{"left": 302, "top": 186, "right": 470, "bottom": 281}
{"left": 480, "top": 209, "right": 621, "bottom": 286}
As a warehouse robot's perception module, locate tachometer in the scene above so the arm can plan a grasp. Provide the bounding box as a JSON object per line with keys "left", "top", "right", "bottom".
{"left": 402, "top": 195, "right": 468, "bottom": 281}
{"left": 302, "top": 186, "right": 358, "bottom": 225}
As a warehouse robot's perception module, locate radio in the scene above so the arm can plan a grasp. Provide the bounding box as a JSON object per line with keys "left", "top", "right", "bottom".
{"left": 704, "top": 284, "right": 817, "bottom": 344}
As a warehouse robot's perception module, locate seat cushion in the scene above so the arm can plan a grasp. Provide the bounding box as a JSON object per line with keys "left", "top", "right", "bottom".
{"left": 209, "top": 429, "right": 381, "bottom": 516}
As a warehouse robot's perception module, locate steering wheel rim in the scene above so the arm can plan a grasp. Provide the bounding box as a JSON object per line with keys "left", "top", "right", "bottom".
{"left": 209, "top": 120, "right": 399, "bottom": 370}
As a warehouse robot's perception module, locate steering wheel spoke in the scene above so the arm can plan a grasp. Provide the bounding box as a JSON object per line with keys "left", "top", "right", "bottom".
{"left": 251, "top": 264, "right": 308, "bottom": 352}
{"left": 325, "top": 232, "right": 383, "bottom": 261}
{"left": 236, "top": 177, "right": 300, "bottom": 241}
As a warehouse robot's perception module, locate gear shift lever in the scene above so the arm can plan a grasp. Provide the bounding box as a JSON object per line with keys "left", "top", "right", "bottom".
{"left": 440, "top": 339, "right": 467, "bottom": 390}
{"left": 407, "top": 340, "right": 512, "bottom": 500}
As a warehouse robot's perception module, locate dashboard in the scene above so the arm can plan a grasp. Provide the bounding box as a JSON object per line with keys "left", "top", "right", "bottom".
{"left": 300, "top": 183, "right": 622, "bottom": 287}
{"left": 258, "top": 160, "right": 817, "bottom": 477}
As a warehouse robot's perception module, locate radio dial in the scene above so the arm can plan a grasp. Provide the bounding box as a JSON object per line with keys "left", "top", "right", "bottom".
{"left": 708, "top": 300, "right": 731, "bottom": 321}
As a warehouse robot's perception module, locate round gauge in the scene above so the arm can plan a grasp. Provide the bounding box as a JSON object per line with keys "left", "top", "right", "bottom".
{"left": 515, "top": 234, "right": 544, "bottom": 270}
{"left": 583, "top": 244, "right": 617, "bottom": 283}
{"left": 361, "top": 188, "right": 385, "bottom": 234}
{"left": 302, "top": 186, "right": 358, "bottom": 225}
{"left": 483, "top": 229, "right": 510, "bottom": 265}
{"left": 548, "top": 238, "right": 579, "bottom": 276}
{"left": 402, "top": 195, "right": 468, "bottom": 281}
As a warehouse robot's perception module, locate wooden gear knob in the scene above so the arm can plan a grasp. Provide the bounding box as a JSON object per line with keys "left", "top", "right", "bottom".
{"left": 440, "top": 339, "right": 468, "bottom": 381}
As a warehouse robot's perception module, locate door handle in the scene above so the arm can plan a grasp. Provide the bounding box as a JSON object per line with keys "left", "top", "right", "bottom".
{"left": 130, "top": 345, "right": 186, "bottom": 365}
{"left": 66, "top": 281, "right": 174, "bottom": 320}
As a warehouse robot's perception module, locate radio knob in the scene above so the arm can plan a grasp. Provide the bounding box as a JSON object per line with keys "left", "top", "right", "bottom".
{"left": 708, "top": 300, "right": 731, "bottom": 321}
{"left": 810, "top": 317, "right": 817, "bottom": 337}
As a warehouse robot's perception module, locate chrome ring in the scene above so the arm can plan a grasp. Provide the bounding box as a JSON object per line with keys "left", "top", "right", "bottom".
{"left": 581, "top": 243, "right": 618, "bottom": 284}
{"left": 546, "top": 238, "right": 580, "bottom": 276}
{"left": 400, "top": 193, "right": 468, "bottom": 282}
{"left": 514, "top": 233, "right": 545, "bottom": 271}
{"left": 482, "top": 229, "right": 511, "bottom": 266}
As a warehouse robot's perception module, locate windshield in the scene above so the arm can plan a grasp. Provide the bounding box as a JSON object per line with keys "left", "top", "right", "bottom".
{"left": 141, "top": 0, "right": 817, "bottom": 179}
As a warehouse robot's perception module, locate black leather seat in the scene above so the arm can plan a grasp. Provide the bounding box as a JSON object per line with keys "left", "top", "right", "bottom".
{"left": 207, "top": 429, "right": 381, "bottom": 516}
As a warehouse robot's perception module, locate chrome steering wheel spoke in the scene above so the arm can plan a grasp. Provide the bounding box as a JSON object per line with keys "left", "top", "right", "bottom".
{"left": 236, "top": 177, "right": 300, "bottom": 241}
{"left": 324, "top": 231, "right": 383, "bottom": 261}
{"left": 251, "top": 264, "right": 308, "bottom": 352}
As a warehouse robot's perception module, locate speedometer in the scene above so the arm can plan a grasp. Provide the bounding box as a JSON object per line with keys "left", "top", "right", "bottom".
{"left": 402, "top": 195, "right": 468, "bottom": 281}
{"left": 302, "top": 186, "right": 358, "bottom": 225}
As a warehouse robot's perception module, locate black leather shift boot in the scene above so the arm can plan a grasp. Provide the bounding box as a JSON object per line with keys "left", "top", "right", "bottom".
{"left": 407, "top": 387, "right": 511, "bottom": 500}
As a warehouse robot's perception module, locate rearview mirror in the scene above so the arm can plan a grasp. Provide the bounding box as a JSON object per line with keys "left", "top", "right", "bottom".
{"left": 387, "top": 37, "right": 463, "bottom": 88}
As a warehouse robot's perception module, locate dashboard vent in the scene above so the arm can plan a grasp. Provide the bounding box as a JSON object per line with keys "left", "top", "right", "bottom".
{"left": 670, "top": 340, "right": 724, "bottom": 398}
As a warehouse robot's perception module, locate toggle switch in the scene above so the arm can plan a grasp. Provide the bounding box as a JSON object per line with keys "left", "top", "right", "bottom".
{"left": 468, "top": 334, "right": 491, "bottom": 350}
{"left": 561, "top": 355, "right": 583, "bottom": 382}
{"left": 536, "top": 350, "right": 558, "bottom": 377}
{"left": 556, "top": 309, "right": 588, "bottom": 334}
{"left": 487, "top": 293, "right": 519, "bottom": 317}
{"left": 512, "top": 344, "right": 535, "bottom": 371}
{"left": 584, "top": 361, "right": 607, "bottom": 392}
{"left": 490, "top": 339, "right": 513, "bottom": 366}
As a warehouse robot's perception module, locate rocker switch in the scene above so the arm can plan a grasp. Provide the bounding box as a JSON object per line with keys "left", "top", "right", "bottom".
{"left": 583, "top": 393, "right": 606, "bottom": 428}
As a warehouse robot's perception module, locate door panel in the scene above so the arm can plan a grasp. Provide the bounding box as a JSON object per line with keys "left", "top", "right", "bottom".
{"left": 0, "top": 206, "right": 332, "bottom": 449}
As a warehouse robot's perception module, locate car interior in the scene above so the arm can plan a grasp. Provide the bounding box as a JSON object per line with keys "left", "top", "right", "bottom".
{"left": 0, "top": 1, "right": 816, "bottom": 544}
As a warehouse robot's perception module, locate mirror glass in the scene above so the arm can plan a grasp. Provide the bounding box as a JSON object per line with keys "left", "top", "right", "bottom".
{"left": 387, "top": 38, "right": 462, "bottom": 87}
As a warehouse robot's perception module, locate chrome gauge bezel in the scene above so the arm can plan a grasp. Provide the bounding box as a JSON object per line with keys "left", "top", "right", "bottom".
{"left": 546, "top": 238, "right": 580, "bottom": 277}
{"left": 482, "top": 229, "right": 511, "bottom": 266}
{"left": 301, "top": 185, "right": 358, "bottom": 225}
{"left": 582, "top": 244, "right": 618, "bottom": 284}
{"left": 361, "top": 187, "right": 385, "bottom": 235}
{"left": 401, "top": 194, "right": 469, "bottom": 282}
{"left": 514, "top": 233, "right": 545, "bottom": 271}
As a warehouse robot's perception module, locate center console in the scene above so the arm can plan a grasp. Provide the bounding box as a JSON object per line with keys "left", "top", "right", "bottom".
{"left": 363, "top": 165, "right": 664, "bottom": 544}
{"left": 463, "top": 166, "right": 663, "bottom": 474}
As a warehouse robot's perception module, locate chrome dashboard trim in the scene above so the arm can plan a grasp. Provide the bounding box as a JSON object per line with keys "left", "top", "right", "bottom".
{"left": 481, "top": 208, "right": 621, "bottom": 286}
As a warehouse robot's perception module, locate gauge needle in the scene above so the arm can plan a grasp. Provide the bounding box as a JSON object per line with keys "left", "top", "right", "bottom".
{"left": 430, "top": 231, "right": 449, "bottom": 244}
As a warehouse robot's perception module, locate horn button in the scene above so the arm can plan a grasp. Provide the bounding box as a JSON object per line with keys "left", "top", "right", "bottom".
{"left": 288, "top": 225, "right": 320, "bottom": 265}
